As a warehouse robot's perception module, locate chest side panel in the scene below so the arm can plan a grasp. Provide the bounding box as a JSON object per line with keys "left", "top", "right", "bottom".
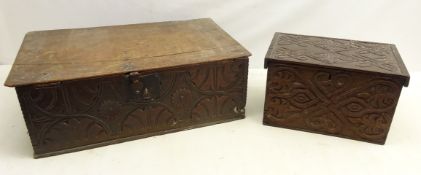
{"left": 263, "top": 63, "right": 404, "bottom": 144}
{"left": 16, "top": 59, "right": 248, "bottom": 156}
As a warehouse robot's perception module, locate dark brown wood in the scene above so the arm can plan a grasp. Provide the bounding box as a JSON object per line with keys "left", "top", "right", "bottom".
{"left": 5, "top": 18, "right": 250, "bottom": 158}
{"left": 263, "top": 33, "right": 409, "bottom": 144}
{"left": 17, "top": 59, "right": 248, "bottom": 158}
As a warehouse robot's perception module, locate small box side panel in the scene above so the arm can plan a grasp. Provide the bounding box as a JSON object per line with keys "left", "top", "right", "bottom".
{"left": 263, "top": 63, "right": 404, "bottom": 144}
{"left": 16, "top": 59, "right": 248, "bottom": 156}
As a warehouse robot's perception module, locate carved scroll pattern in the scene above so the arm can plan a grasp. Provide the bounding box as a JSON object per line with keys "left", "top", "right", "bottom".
{"left": 17, "top": 60, "right": 247, "bottom": 154}
{"left": 264, "top": 64, "right": 402, "bottom": 143}
{"left": 271, "top": 34, "right": 401, "bottom": 74}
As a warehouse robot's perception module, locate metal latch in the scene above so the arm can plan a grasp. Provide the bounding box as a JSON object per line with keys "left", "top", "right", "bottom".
{"left": 126, "top": 72, "right": 160, "bottom": 102}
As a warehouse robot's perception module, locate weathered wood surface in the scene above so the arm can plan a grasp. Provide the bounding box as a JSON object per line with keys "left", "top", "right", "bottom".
{"left": 265, "top": 33, "right": 409, "bottom": 86}
{"left": 263, "top": 33, "right": 409, "bottom": 144}
{"left": 5, "top": 18, "right": 250, "bottom": 87}
{"left": 18, "top": 59, "right": 248, "bottom": 158}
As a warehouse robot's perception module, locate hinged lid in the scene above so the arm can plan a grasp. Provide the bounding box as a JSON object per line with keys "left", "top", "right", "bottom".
{"left": 265, "top": 33, "right": 410, "bottom": 87}
{"left": 5, "top": 18, "right": 251, "bottom": 87}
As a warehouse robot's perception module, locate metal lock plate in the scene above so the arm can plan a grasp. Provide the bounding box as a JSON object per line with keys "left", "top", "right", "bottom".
{"left": 126, "top": 72, "right": 160, "bottom": 102}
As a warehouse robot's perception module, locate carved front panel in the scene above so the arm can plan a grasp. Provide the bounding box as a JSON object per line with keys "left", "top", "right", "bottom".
{"left": 16, "top": 59, "right": 248, "bottom": 157}
{"left": 263, "top": 63, "right": 404, "bottom": 144}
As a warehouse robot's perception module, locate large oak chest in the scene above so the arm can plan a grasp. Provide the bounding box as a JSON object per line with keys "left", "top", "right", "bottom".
{"left": 4, "top": 18, "right": 251, "bottom": 158}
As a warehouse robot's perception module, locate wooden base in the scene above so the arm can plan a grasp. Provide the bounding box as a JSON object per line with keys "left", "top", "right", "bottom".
{"left": 34, "top": 117, "right": 244, "bottom": 158}
{"left": 262, "top": 120, "right": 386, "bottom": 145}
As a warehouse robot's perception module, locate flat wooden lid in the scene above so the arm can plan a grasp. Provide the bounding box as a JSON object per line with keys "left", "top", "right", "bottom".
{"left": 5, "top": 18, "right": 251, "bottom": 87}
{"left": 265, "top": 33, "right": 409, "bottom": 87}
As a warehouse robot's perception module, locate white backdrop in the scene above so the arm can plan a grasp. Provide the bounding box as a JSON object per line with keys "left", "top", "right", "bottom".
{"left": 1, "top": 0, "right": 421, "bottom": 71}
{"left": 1, "top": 1, "right": 421, "bottom": 175}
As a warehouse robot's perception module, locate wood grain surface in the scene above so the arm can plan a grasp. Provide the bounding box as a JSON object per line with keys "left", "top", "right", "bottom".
{"left": 5, "top": 18, "right": 250, "bottom": 87}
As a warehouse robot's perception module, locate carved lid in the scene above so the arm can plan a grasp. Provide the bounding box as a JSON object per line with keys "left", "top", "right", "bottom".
{"left": 265, "top": 33, "right": 409, "bottom": 87}
{"left": 5, "top": 18, "right": 251, "bottom": 87}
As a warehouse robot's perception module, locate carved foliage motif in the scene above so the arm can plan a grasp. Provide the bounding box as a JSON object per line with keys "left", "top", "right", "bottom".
{"left": 189, "top": 61, "right": 245, "bottom": 91}
{"left": 270, "top": 34, "right": 401, "bottom": 74}
{"left": 264, "top": 64, "right": 403, "bottom": 143}
{"left": 17, "top": 60, "right": 248, "bottom": 154}
{"left": 192, "top": 94, "right": 242, "bottom": 121}
{"left": 121, "top": 104, "right": 175, "bottom": 133}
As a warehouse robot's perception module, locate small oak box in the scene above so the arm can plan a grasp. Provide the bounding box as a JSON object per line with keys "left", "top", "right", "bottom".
{"left": 263, "top": 33, "right": 409, "bottom": 144}
{"left": 4, "top": 18, "right": 251, "bottom": 158}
